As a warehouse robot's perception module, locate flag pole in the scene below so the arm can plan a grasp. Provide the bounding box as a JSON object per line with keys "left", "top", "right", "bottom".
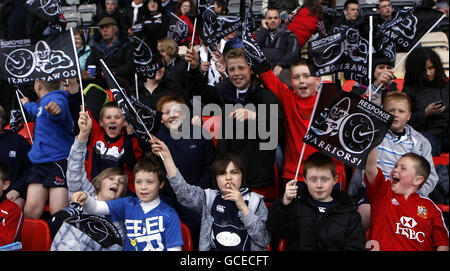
{"left": 293, "top": 84, "right": 323, "bottom": 181}
{"left": 135, "top": 73, "right": 139, "bottom": 100}
{"left": 69, "top": 27, "right": 85, "bottom": 112}
{"left": 15, "top": 90, "right": 33, "bottom": 144}
{"left": 187, "top": 17, "right": 198, "bottom": 71}
{"left": 100, "top": 59, "right": 164, "bottom": 160}
{"left": 372, "top": 13, "right": 445, "bottom": 96}
{"left": 368, "top": 16, "right": 373, "bottom": 101}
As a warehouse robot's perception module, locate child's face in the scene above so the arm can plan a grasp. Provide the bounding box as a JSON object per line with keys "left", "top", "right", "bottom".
{"left": 304, "top": 167, "right": 337, "bottom": 202}
{"left": 216, "top": 162, "right": 243, "bottom": 194}
{"left": 390, "top": 157, "right": 422, "bottom": 196}
{"left": 384, "top": 99, "right": 411, "bottom": 133}
{"left": 290, "top": 64, "right": 320, "bottom": 98}
{"left": 374, "top": 64, "right": 392, "bottom": 80}
{"left": 226, "top": 57, "right": 253, "bottom": 91}
{"left": 97, "top": 175, "right": 127, "bottom": 201}
{"left": 100, "top": 107, "right": 125, "bottom": 138}
{"left": 161, "top": 101, "right": 185, "bottom": 130}
{"left": 134, "top": 171, "right": 163, "bottom": 203}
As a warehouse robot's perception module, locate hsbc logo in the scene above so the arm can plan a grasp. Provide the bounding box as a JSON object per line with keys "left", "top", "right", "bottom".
{"left": 395, "top": 216, "right": 425, "bottom": 243}
{"left": 400, "top": 216, "right": 417, "bottom": 228}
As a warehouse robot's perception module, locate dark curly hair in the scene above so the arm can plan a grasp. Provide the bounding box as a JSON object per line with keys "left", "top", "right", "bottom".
{"left": 404, "top": 47, "right": 447, "bottom": 89}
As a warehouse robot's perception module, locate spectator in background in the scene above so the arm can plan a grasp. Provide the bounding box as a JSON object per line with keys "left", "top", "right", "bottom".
{"left": 73, "top": 28, "right": 92, "bottom": 78}
{"left": 261, "top": 0, "right": 302, "bottom": 20}
{"left": 86, "top": 17, "right": 134, "bottom": 82}
{"left": 138, "top": 0, "right": 169, "bottom": 50}
{"left": 214, "top": 0, "right": 229, "bottom": 15}
{"left": 342, "top": 0, "right": 360, "bottom": 24}
{"left": 286, "top": 0, "right": 323, "bottom": 48}
{"left": 96, "top": 0, "right": 124, "bottom": 34}
{"left": 174, "top": 0, "right": 200, "bottom": 47}
{"left": 404, "top": 47, "right": 449, "bottom": 156}
{"left": 376, "top": 0, "right": 393, "bottom": 22}
{"left": 254, "top": 8, "right": 300, "bottom": 86}
{"left": 157, "top": 37, "right": 192, "bottom": 103}
{"left": 121, "top": 0, "right": 146, "bottom": 36}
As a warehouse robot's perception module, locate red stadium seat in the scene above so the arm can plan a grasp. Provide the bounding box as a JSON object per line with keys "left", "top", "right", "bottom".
{"left": 180, "top": 222, "right": 193, "bottom": 251}
{"left": 4, "top": 122, "right": 34, "bottom": 144}
{"left": 437, "top": 204, "right": 449, "bottom": 213}
{"left": 393, "top": 78, "right": 404, "bottom": 91}
{"left": 278, "top": 238, "right": 288, "bottom": 251}
{"left": 342, "top": 80, "right": 356, "bottom": 92}
{"left": 433, "top": 153, "right": 449, "bottom": 166}
{"left": 21, "top": 219, "right": 52, "bottom": 251}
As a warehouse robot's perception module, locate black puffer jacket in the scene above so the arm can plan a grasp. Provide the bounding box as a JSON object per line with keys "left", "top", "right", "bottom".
{"left": 267, "top": 190, "right": 366, "bottom": 251}
{"left": 253, "top": 24, "right": 300, "bottom": 69}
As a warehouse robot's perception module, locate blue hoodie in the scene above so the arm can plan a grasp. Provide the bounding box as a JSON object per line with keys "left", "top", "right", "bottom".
{"left": 24, "top": 90, "right": 74, "bottom": 164}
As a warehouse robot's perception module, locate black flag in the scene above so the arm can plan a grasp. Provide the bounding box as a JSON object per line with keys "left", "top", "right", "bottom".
{"left": 25, "top": 0, "right": 66, "bottom": 32}
{"left": 9, "top": 95, "right": 25, "bottom": 133}
{"left": 200, "top": 5, "right": 241, "bottom": 51}
{"left": 375, "top": 6, "right": 445, "bottom": 60}
{"left": 0, "top": 31, "right": 78, "bottom": 84}
{"left": 167, "top": 12, "right": 190, "bottom": 43}
{"left": 304, "top": 88, "right": 394, "bottom": 169}
{"left": 308, "top": 21, "right": 370, "bottom": 85}
{"left": 241, "top": 15, "right": 267, "bottom": 68}
{"left": 132, "top": 35, "right": 162, "bottom": 79}
{"left": 100, "top": 59, "right": 161, "bottom": 142}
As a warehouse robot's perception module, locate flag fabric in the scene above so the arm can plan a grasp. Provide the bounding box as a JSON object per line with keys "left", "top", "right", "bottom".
{"left": 200, "top": 6, "right": 241, "bottom": 51}
{"left": 132, "top": 35, "right": 161, "bottom": 79}
{"left": 241, "top": 15, "right": 267, "bottom": 68}
{"left": 50, "top": 203, "right": 123, "bottom": 251}
{"left": 25, "top": 0, "right": 66, "bottom": 32}
{"left": 307, "top": 21, "right": 370, "bottom": 85}
{"left": 375, "top": 6, "right": 445, "bottom": 60}
{"left": 304, "top": 87, "right": 394, "bottom": 169}
{"left": 9, "top": 94, "right": 25, "bottom": 133}
{"left": 0, "top": 31, "right": 78, "bottom": 84}
{"left": 167, "top": 12, "right": 190, "bottom": 43}
{"left": 100, "top": 60, "right": 161, "bottom": 142}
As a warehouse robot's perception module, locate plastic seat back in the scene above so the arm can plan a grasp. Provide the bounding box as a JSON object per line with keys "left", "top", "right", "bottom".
{"left": 21, "top": 219, "right": 52, "bottom": 251}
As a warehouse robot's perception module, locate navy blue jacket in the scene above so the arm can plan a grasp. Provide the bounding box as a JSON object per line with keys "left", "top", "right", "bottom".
{"left": 0, "top": 130, "right": 31, "bottom": 196}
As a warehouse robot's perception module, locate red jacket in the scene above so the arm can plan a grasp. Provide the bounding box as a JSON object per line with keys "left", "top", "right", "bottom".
{"left": 259, "top": 70, "right": 346, "bottom": 183}
{"left": 287, "top": 7, "right": 318, "bottom": 48}
{"left": 84, "top": 112, "right": 143, "bottom": 193}
{"left": 0, "top": 196, "right": 23, "bottom": 246}
{"left": 180, "top": 14, "right": 200, "bottom": 46}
